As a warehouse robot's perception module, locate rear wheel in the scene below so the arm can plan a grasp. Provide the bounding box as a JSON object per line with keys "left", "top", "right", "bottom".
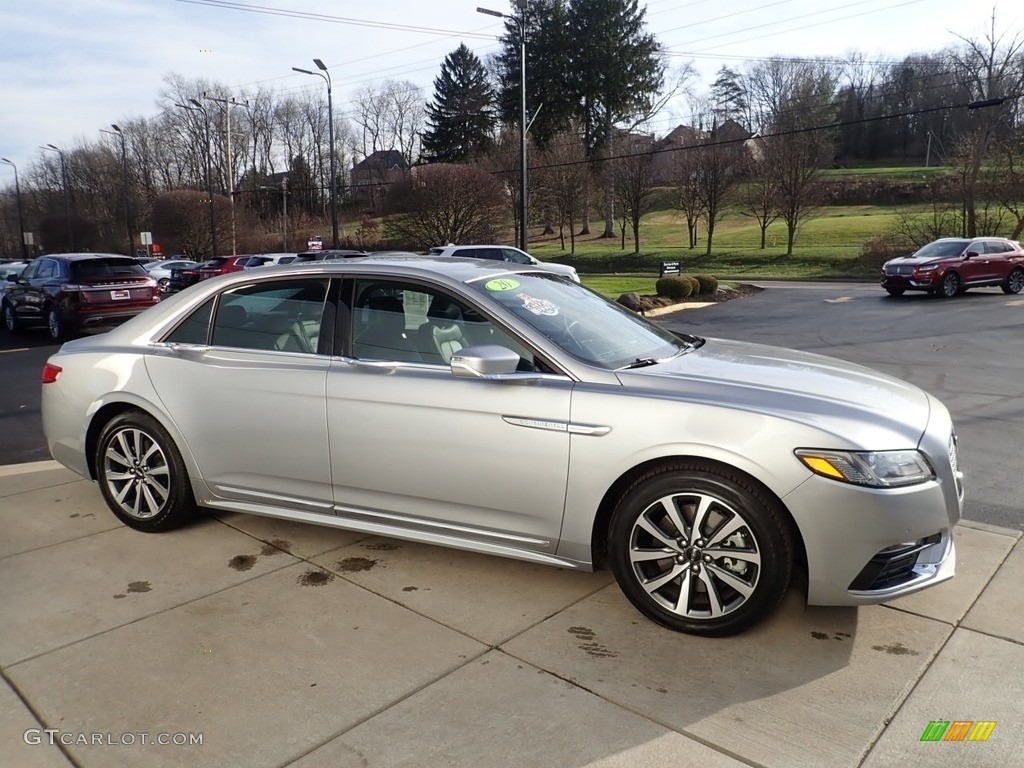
{"left": 95, "top": 411, "right": 197, "bottom": 532}
{"left": 939, "top": 272, "right": 960, "bottom": 298}
{"left": 608, "top": 461, "right": 794, "bottom": 636}
{"left": 1003, "top": 267, "right": 1024, "bottom": 295}
{"left": 46, "top": 307, "right": 68, "bottom": 341}
{"left": 884, "top": 288, "right": 905, "bottom": 297}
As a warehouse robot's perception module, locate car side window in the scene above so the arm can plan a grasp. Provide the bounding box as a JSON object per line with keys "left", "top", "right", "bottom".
{"left": 35, "top": 260, "right": 57, "bottom": 279}
{"left": 211, "top": 279, "right": 329, "bottom": 353}
{"left": 984, "top": 241, "right": 1010, "bottom": 254}
{"left": 19, "top": 261, "right": 40, "bottom": 280}
{"left": 351, "top": 279, "right": 538, "bottom": 369}
{"left": 165, "top": 298, "right": 215, "bottom": 344}
{"left": 501, "top": 248, "right": 532, "bottom": 264}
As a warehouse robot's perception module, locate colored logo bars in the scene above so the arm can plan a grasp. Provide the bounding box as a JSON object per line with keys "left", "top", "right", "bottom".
{"left": 920, "top": 720, "right": 997, "bottom": 742}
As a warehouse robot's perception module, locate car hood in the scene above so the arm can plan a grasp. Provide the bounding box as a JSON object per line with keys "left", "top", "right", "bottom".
{"left": 885, "top": 255, "right": 945, "bottom": 266}
{"left": 615, "top": 337, "right": 931, "bottom": 448}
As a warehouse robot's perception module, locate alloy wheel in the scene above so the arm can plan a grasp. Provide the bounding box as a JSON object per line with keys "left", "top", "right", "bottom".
{"left": 627, "top": 492, "right": 761, "bottom": 620}
{"left": 102, "top": 427, "right": 171, "bottom": 520}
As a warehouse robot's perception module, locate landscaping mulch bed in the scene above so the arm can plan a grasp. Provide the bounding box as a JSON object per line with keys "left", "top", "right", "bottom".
{"left": 618, "top": 283, "right": 763, "bottom": 312}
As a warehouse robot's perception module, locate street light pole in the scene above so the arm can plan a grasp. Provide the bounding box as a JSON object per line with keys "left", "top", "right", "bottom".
{"left": 205, "top": 94, "right": 248, "bottom": 256}
{"left": 101, "top": 125, "right": 134, "bottom": 256}
{"left": 478, "top": 3, "right": 529, "bottom": 252}
{"left": 293, "top": 60, "right": 340, "bottom": 248}
{"left": 0, "top": 158, "right": 29, "bottom": 260}
{"left": 41, "top": 144, "right": 72, "bottom": 251}
{"left": 176, "top": 100, "right": 218, "bottom": 257}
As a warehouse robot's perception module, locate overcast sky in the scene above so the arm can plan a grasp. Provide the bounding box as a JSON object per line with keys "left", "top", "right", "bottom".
{"left": 0, "top": 0, "right": 1018, "bottom": 173}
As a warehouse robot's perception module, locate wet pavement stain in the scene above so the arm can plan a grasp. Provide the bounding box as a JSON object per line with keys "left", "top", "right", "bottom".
{"left": 811, "top": 631, "right": 852, "bottom": 641}
{"left": 297, "top": 569, "right": 334, "bottom": 587}
{"left": 567, "top": 626, "right": 618, "bottom": 658}
{"left": 127, "top": 581, "right": 151, "bottom": 593}
{"left": 259, "top": 539, "right": 292, "bottom": 556}
{"left": 335, "top": 557, "right": 378, "bottom": 572}
{"left": 872, "top": 642, "right": 919, "bottom": 656}
{"left": 112, "top": 594, "right": 126, "bottom": 599}
{"left": 228, "top": 554, "right": 257, "bottom": 571}
{"left": 69, "top": 513, "right": 80, "bottom": 518}
{"left": 402, "top": 586, "right": 418, "bottom": 592}
{"left": 363, "top": 542, "right": 401, "bottom": 551}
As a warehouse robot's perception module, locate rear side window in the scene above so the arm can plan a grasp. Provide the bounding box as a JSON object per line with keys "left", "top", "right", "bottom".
{"left": 70, "top": 259, "right": 148, "bottom": 280}
{"left": 212, "top": 279, "right": 329, "bottom": 353}
{"left": 165, "top": 298, "right": 215, "bottom": 345}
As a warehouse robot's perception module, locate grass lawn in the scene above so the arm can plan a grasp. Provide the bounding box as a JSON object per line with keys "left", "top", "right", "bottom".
{"left": 530, "top": 202, "right": 936, "bottom": 278}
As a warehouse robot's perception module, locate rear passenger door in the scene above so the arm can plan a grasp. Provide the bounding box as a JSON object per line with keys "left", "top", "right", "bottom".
{"left": 146, "top": 277, "right": 335, "bottom": 511}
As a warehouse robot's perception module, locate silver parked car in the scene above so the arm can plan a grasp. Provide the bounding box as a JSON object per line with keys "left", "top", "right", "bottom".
{"left": 41, "top": 257, "right": 962, "bottom": 636}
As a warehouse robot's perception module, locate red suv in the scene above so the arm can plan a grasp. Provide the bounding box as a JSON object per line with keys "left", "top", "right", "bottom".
{"left": 2, "top": 254, "right": 160, "bottom": 341}
{"left": 881, "top": 237, "right": 1024, "bottom": 298}
{"left": 198, "top": 255, "right": 258, "bottom": 280}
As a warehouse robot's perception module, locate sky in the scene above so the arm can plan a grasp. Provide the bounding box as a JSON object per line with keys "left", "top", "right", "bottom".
{"left": 0, "top": 0, "right": 1018, "bottom": 175}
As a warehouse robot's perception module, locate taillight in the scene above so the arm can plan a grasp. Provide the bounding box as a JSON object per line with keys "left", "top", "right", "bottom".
{"left": 42, "top": 363, "right": 62, "bottom": 383}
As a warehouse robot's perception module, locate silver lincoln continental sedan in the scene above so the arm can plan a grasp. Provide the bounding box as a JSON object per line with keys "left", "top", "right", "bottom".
{"left": 41, "top": 257, "right": 963, "bottom": 636}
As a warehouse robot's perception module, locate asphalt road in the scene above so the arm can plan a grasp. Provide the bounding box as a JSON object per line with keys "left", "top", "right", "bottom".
{"left": 1, "top": 281, "right": 1020, "bottom": 529}
{"left": 660, "top": 281, "right": 1024, "bottom": 531}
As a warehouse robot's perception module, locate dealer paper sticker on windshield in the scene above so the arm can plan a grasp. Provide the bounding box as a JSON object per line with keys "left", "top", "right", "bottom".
{"left": 517, "top": 293, "right": 559, "bottom": 316}
{"left": 485, "top": 278, "right": 520, "bottom": 291}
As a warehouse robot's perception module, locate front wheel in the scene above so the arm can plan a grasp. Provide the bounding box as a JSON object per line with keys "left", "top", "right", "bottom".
{"left": 1003, "top": 267, "right": 1024, "bottom": 295}
{"left": 939, "top": 272, "right": 960, "bottom": 298}
{"left": 608, "top": 461, "right": 794, "bottom": 636}
{"left": 2, "top": 302, "right": 22, "bottom": 333}
{"left": 884, "top": 288, "right": 905, "bottom": 297}
{"left": 95, "top": 411, "right": 197, "bottom": 532}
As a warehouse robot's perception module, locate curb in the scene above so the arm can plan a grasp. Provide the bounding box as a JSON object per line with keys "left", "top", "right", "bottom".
{"left": 0, "top": 459, "right": 63, "bottom": 478}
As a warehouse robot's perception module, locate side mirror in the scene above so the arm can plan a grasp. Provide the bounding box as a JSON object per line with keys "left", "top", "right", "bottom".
{"left": 451, "top": 345, "right": 542, "bottom": 384}
{"left": 6, "top": 273, "right": 18, "bottom": 282}
{"left": 964, "top": 250, "right": 980, "bottom": 259}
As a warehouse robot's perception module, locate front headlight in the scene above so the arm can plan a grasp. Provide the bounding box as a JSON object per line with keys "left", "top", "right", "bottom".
{"left": 916, "top": 264, "right": 938, "bottom": 273}
{"left": 795, "top": 449, "right": 935, "bottom": 488}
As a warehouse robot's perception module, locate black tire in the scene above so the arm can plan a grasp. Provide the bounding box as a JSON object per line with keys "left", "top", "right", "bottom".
{"left": 157, "top": 277, "right": 171, "bottom": 291}
{"left": 1002, "top": 267, "right": 1024, "bottom": 295}
{"left": 95, "top": 411, "right": 197, "bottom": 532}
{"left": 2, "top": 302, "right": 22, "bottom": 333}
{"left": 939, "top": 272, "right": 960, "bottom": 298}
{"left": 608, "top": 461, "right": 794, "bottom": 636}
{"left": 884, "top": 288, "right": 905, "bottom": 297}
{"left": 47, "top": 306, "right": 68, "bottom": 342}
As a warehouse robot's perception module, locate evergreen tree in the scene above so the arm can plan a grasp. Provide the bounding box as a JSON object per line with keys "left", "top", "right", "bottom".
{"left": 710, "top": 66, "right": 748, "bottom": 128}
{"left": 494, "top": 0, "right": 576, "bottom": 151}
{"left": 422, "top": 44, "right": 497, "bottom": 162}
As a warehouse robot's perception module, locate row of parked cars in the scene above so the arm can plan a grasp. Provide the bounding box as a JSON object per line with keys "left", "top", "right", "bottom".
{"left": 0, "top": 245, "right": 579, "bottom": 342}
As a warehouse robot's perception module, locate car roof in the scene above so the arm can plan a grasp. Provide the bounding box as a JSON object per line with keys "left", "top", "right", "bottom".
{"left": 39, "top": 253, "right": 136, "bottom": 262}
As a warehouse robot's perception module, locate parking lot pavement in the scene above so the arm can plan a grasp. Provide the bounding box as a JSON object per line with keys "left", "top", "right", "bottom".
{"left": 2, "top": 464, "right": 1021, "bottom": 768}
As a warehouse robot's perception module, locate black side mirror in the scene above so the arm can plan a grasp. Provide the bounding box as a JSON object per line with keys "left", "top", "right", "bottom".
{"left": 6, "top": 273, "right": 18, "bottom": 282}
{"left": 964, "top": 250, "right": 980, "bottom": 259}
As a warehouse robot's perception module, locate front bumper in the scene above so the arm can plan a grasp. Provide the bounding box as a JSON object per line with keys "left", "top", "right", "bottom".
{"left": 881, "top": 273, "right": 941, "bottom": 291}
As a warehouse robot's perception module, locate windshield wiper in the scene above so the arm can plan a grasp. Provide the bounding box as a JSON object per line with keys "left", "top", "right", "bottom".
{"left": 622, "top": 357, "right": 660, "bottom": 369}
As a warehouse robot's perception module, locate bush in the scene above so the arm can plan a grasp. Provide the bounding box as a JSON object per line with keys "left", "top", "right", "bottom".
{"left": 692, "top": 274, "right": 718, "bottom": 295}
{"left": 656, "top": 275, "right": 693, "bottom": 300}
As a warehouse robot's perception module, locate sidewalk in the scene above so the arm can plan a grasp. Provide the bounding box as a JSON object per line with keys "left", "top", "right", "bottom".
{"left": 2, "top": 461, "right": 1021, "bottom": 768}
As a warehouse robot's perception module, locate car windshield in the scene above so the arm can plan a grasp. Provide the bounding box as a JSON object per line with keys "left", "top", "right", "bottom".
{"left": 912, "top": 240, "right": 970, "bottom": 259}
{"left": 468, "top": 272, "right": 695, "bottom": 369}
{"left": 70, "top": 259, "right": 148, "bottom": 280}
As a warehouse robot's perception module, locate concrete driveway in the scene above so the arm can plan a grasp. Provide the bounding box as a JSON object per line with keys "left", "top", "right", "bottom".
{"left": 3, "top": 460, "right": 1022, "bottom": 768}
{"left": 3, "top": 283, "right": 1023, "bottom": 767}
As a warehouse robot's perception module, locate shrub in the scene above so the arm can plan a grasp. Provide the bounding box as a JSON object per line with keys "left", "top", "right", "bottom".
{"left": 656, "top": 275, "right": 693, "bottom": 300}
{"left": 693, "top": 274, "right": 718, "bottom": 295}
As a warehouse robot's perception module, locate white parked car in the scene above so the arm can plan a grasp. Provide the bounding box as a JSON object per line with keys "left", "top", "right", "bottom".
{"left": 428, "top": 244, "right": 580, "bottom": 282}
{"left": 245, "top": 253, "right": 300, "bottom": 267}
{"left": 146, "top": 260, "right": 197, "bottom": 292}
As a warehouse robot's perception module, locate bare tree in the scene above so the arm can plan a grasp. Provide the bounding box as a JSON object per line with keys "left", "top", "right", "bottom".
{"left": 671, "top": 148, "right": 705, "bottom": 249}
{"left": 739, "top": 144, "right": 781, "bottom": 249}
{"left": 536, "top": 131, "right": 589, "bottom": 252}
{"left": 385, "top": 164, "right": 506, "bottom": 246}
{"left": 948, "top": 11, "right": 1024, "bottom": 237}
{"left": 611, "top": 134, "right": 656, "bottom": 253}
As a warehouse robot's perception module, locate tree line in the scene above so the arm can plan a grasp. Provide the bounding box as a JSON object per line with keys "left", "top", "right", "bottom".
{"left": 1, "top": 3, "right": 1022, "bottom": 258}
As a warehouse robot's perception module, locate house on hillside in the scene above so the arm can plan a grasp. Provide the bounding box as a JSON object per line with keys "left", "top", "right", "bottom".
{"left": 351, "top": 150, "right": 409, "bottom": 207}
{"left": 651, "top": 120, "right": 754, "bottom": 182}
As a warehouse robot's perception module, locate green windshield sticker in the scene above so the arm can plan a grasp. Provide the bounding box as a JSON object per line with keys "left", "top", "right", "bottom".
{"left": 485, "top": 278, "right": 521, "bottom": 291}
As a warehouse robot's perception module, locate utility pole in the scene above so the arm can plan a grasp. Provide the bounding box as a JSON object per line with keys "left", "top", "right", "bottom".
{"left": 205, "top": 94, "right": 247, "bottom": 256}
{"left": 0, "top": 158, "right": 29, "bottom": 260}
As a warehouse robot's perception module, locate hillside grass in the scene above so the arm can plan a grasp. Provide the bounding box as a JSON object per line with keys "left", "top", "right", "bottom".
{"left": 530, "top": 202, "right": 921, "bottom": 278}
